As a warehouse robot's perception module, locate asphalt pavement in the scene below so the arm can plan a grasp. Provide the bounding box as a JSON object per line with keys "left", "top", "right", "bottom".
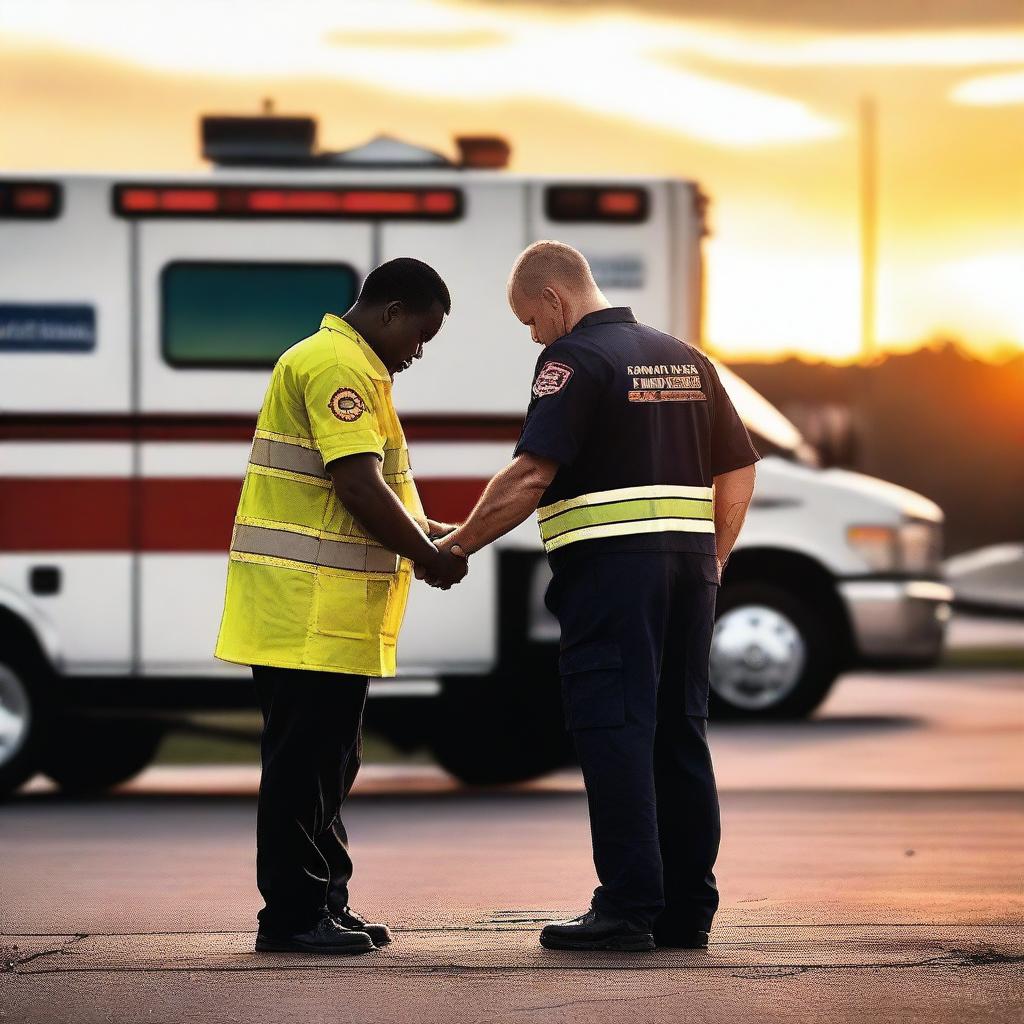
{"left": 2, "top": 668, "right": 1022, "bottom": 1023}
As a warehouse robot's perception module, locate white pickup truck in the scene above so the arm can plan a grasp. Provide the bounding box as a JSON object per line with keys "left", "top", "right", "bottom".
{"left": 0, "top": 115, "right": 952, "bottom": 794}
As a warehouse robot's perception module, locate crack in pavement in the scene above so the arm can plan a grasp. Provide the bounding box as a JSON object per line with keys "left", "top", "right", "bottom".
{"left": 926, "top": 946, "right": 1024, "bottom": 968}
{"left": 469, "top": 987, "right": 692, "bottom": 1021}
{"left": 2, "top": 934, "right": 88, "bottom": 972}
{"left": 4, "top": 929, "right": 1022, "bottom": 980}
{"left": 10, "top": 953, "right": 1024, "bottom": 977}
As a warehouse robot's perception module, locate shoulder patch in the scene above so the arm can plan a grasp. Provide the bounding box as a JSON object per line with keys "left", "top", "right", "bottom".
{"left": 533, "top": 361, "right": 574, "bottom": 398}
{"left": 328, "top": 387, "right": 366, "bottom": 422}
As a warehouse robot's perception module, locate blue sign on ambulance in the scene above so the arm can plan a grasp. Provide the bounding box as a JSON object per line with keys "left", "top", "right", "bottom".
{"left": 0, "top": 304, "right": 96, "bottom": 352}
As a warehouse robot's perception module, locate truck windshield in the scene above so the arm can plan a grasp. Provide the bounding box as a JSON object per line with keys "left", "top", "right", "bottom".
{"left": 712, "top": 359, "right": 818, "bottom": 467}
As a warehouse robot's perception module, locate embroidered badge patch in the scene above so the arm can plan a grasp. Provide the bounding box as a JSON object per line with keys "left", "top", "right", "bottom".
{"left": 328, "top": 387, "right": 366, "bottom": 422}
{"left": 533, "top": 361, "right": 574, "bottom": 397}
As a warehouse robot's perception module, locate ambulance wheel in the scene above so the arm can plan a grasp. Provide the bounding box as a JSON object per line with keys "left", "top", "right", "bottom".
{"left": 432, "top": 670, "right": 571, "bottom": 785}
{"left": 0, "top": 658, "right": 47, "bottom": 800}
{"left": 42, "top": 717, "right": 165, "bottom": 795}
{"left": 709, "top": 582, "right": 839, "bottom": 719}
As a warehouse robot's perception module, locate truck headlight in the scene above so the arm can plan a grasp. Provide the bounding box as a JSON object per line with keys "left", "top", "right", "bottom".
{"left": 847, "top": 525, "right": 898, "bottom": 571}
{"left": 847, "top": 521, "right": 942, "bottom": 574}
{"left": 898, "top": 519, "right": 942, "bottom": 574}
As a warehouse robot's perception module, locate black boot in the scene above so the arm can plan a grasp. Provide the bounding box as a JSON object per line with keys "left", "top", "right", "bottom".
{"left": 255, "top": 912, "right": 375, "bottom": 954}
{"left": 540, "top": 909, "right": 655, "bottom": 951}
{"left": 332, "top": 906, "right": 392, "bottom": 947}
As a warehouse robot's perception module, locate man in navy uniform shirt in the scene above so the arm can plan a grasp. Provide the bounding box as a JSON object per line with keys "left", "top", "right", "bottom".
{"left": 433, "top": 241, "right": 759, "bottom": 951}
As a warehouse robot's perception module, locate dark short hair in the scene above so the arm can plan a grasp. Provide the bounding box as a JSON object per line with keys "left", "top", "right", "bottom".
{"left": 358, "top": 257, "right": 451, "bottom": 315}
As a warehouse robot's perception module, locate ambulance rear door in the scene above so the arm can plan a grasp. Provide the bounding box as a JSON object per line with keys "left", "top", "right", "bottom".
{"left": 124, "top": 177, "right": 374, "bottom": 675}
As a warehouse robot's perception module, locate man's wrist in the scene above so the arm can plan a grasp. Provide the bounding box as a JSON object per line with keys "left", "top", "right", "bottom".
{"left": 447, "top": 529, "right": 473, "bottom": 557}
{"left": 427, "top": 520, "right": 457, "bottom": 540}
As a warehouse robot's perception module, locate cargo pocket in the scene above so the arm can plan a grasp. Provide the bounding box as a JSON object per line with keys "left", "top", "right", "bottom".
{"left": 379, "top": 565, "right": 411, "bottom": 642}
{"left": 313, "top": 570, "right": 371, "bottom": 640}
{"left": 558, "top": 641, "right": 625, "bottom": 731}
{"left": 680, "top": 553, "right": 720, "bottom": 588}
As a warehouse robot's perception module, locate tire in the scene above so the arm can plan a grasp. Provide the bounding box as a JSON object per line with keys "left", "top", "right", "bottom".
{"left": 431, "top": 666, "right": 572, "bottom": 785}
{"left": 42, "top": 717, "right": 165, "bottom": 795}
{"left": 0, "top": 657, "right": 48, "bottom": 800}
{"left": 709, "top": 581, "right": 840, "bottom": 720}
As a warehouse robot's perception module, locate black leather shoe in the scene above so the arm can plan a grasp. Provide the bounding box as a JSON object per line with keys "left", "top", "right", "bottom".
{"left": 540, "top": 909, "right": 655, "bottom": 951}
{"left": 652, "top": 926, "right": 710, "bottom": 949}
{"left": 332, "top": 906, "right": 392, "bottom": 947}
{"left": 255, "top": 914, "right": 375, "bottom": 954}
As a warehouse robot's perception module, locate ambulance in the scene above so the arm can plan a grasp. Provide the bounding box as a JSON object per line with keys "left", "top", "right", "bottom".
{"left": 0, "top": 114, "right": 952, "bottom": 795}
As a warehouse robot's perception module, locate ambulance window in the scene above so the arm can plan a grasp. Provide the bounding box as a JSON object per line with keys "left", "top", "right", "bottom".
{"left": 162, "top": 261, "right": 356, "bottom": 367}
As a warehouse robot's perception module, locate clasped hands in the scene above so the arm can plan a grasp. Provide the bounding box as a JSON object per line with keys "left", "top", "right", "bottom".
{"left": 414, "top": 524, "right": 468, "bottom": 591}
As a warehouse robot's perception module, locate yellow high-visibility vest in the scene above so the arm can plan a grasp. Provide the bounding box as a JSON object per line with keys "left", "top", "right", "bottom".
{"left": 214, "top": 314, "right": 425, "bottom": 677}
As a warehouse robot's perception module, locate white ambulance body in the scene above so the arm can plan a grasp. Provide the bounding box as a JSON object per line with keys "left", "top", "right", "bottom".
{"left": 0, "top": 124, "right": 952, "bottom": 793}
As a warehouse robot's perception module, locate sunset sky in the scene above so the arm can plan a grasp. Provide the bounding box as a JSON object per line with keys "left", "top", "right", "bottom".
{"left": 1, "top": 0, "right": 1022, "bottom": 364}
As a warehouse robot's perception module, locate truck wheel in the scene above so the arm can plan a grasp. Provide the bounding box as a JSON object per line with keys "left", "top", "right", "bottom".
{"left": 42, "top": 718, "right": 165, "bottom": 795}
{"left": 432, "top": 669, "right": 571, "bottom": 785}
{"left": 709, "top": 582, "right": 840, "bottom": 720}
{"left": 0, "top": 659, "right": 47, "bottom": 799}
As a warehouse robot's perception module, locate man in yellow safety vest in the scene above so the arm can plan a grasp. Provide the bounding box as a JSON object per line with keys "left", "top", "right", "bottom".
{"left": 215, "top": 258, "right": 467, "bottom": 955}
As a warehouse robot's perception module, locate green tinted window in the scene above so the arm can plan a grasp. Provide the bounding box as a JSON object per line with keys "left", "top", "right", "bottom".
{"left": 162, "top": 261, "right": 357, "bottom": 367}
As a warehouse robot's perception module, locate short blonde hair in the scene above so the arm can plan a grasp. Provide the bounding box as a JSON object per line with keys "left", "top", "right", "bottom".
{"left": 508, "top": 240, "right": 595, "bottom": 300}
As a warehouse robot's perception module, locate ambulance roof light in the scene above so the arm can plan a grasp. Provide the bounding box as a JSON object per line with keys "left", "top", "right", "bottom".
{"left": 455, "top": 136, "right": 511, "bottom": 169}
{"left": 0, "top": 181, "right": 62, "bottom": 219}
{"left": 202, "top": 115, "right": 318, "bottom": 166}
{"left": 113, "top": 185, "right": 462, "bottom": 220}
{"left": 545, "top": 186, "right": 649, "bottom": 223}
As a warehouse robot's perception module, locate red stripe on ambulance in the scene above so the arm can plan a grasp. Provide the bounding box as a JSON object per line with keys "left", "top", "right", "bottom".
{"left": 0, "top": 414, "right": 523, "bottom": 443}
{"left": 0, "top": 477, "right": 487, "bottom": 552}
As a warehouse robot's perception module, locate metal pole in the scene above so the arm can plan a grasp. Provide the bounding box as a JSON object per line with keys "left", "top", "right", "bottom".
{"left": 859, "top": 96, "right": 878, "bottom": 361}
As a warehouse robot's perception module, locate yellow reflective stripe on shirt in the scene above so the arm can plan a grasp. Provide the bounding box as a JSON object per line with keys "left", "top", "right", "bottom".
{"left": 544, "top": 517, "right": 716, "bottom": 553}
{"left": 537, "top": 484, "right": 714, "bottom": 553}
{"left": 231, "top": 523, "right": 400, "bottom": 574}
{"left": 382, "top": 447, "right": 410, "bottom": 475}
{"left": 253, "top": 427, "right": 318, "bottom": 450}
{"left": 536, "top": 483, "right": 713, "bottom": 523}
{"left": 539, "top": 496, "right": 713, "bottom": 542}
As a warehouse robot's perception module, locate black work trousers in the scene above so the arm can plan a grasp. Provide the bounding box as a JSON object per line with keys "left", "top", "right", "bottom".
{"left": 546, "top": 550, "right": 722, "bottom": 932}
{"left": 252, "top": 664, "right": 368, "bottom": 934}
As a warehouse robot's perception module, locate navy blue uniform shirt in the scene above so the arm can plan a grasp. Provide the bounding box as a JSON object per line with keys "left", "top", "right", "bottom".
{"left": 514, "top": 307, "right": 760, "bottom": 566}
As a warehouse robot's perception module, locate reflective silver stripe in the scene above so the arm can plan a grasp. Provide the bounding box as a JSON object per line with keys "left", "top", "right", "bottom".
{"left": 231, "top": 524, "right": 399, "bottom": 573}
{"left": 250, "top": 437, "right": 410, "bottom": 479}
{"left": 250, "top": 437, "right": 327, "bottom": 479}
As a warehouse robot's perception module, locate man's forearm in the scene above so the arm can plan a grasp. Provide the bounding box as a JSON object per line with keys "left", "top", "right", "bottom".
{"left": 713, "top": 464, "right": 756, "bottom": 566}
{"left": 448, "top": 455, "right": 557, "bottom": 554}
{"left": 345, "top": 484, "right": 437, "bottom": 564}
{"left": 329, "top": 458, "right": 437, "bottom": 564}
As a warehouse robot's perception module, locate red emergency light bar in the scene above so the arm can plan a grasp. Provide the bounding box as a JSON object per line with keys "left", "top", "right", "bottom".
{"left": 114, "top": 185, "right": 462, "bottom": 220}
{"left": 0, "top": 181, "right": 62, "bottom": 219}
{"left": 545, "top": 186, "right": 648, "bottom": 223}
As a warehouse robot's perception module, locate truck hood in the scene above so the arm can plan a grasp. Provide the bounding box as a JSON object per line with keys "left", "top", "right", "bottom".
{"left": 818, "top": 467, "right": 943, "bottom": 522}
